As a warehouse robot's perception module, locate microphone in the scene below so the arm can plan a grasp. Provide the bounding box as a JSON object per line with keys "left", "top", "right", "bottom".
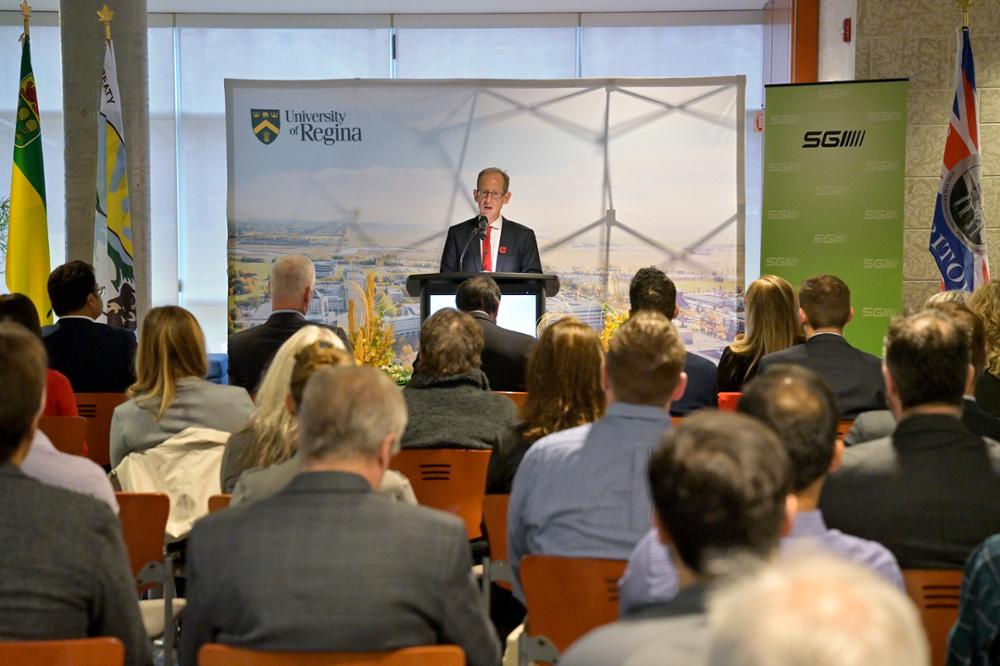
{"left": 458, "top": 216, "right": 489, "bottom": 272}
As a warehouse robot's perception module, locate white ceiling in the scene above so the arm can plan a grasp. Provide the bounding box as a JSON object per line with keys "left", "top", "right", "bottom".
{"left": 2, "top": 0, "right": 768, "bottom": 14}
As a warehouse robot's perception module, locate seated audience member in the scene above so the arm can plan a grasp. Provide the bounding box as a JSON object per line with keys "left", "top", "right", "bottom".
{"left": 619, "top": 364, "right": 903, "bottom": 614}
{"left": 847, "top": 302, "right": 1000, "bottom": 445}
{"left": 232, "top": 339, "right": 415, "bottom": 506}
{"left": 707, "top": 553, "right": 929, "bottom": 666}
{"left": 758, "top": 274, "right": 885, "bottom": 417}
{"left": 487, "top": 316, "right": 605, "bottom": 494}
{"left": 221, "top": 325, "right": 345, "bottom": 492}
{"left": 110, "top": 306, "right": 254, "bottom": 468}
{"left": 970, "top": 280, "right": 1000, "bottom": 418}
{"left": 401, "top": 308, "right": 517, "bottom": 450}
{"left": 0, "top": 292, "right": 77, "bottom": 416}
{"left": 716, "top": 275, "right": 803, "bottom": 392}
{"left": 508, "top": 311, "right": 687, "bottom": 589}
{"left": 455, "top": 275, "right": 535, "bottom": 392}
{"left": 0, "top": 323, "right": 151, "bottom": 666}
{"left": 42, "top": 260, "right": 136, "bottom": 393}
{"left": 180, "top": 366, "right": 500, "bottom": 666}
{"left": 629, "top": 267, "right": 716, "bottom": 415}
{"left": 948, "top": 533, "right": 1000, "bottom": 665}
{"left": 228, "top": 254, "right": 351, "bottom": 394}
{"left": 559, "top": 411, "right": 794, "bottom": 666}
{"left": 821, "top": 310, "right": 1000, "bottom": 568}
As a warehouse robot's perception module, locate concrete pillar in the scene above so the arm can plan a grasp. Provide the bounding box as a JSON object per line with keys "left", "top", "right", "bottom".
{"left": 60, "top": 0, "right": 150, "bottom": 321}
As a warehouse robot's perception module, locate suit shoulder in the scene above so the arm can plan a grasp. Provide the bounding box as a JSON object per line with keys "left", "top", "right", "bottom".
{"left": 685, "top": 352, "right": 716, "bottom": 373}
{"left": 19, "top": 474, "right": 117, "bottom": 530}
{"left": 839, "top": 436, "right": 894, "bottom": 469}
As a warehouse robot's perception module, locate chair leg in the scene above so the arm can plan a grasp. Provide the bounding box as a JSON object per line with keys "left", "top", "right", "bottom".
{"left": 481, "top": 556, "right": 493, "bottom": 615}
{"left": 162, "top": 553, "right": 178, "bottom": 666}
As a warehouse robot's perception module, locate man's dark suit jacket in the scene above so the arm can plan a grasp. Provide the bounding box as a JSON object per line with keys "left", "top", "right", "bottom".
{"left": 179, "top": 471, "right": 500, "bottom": 666}
{"left": 43, "top": 317, "right": 137, "bottom": 393}
{"left": 227, "top": 311, "right": 351, "bottom": 394}
{"left": 671, "top": 353, "right": 718, "bottom": 416}
{"left": 758, "top": 333, "right": 885, "bottom": 418}
{"left": 820, "top": 414, "right": 1000, "bottom": 568}
{"left": 846, "top": 398, "right": 1000, "bottom": 446}
{"left": 440, "top": 217, "right": 542, "bottom": 274}
{"left": 469, "top": 311, "right": 535, "bottom": 392}
{"left": 0, "top": 463, "right": 151, "bottom": 666}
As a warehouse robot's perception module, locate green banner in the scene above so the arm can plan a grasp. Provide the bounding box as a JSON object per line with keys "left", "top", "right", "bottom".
{"left": 761, "top": 80, "right": 907, "bottom": 356}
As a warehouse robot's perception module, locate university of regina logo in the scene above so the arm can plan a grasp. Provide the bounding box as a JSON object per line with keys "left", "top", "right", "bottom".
{"left": 251, "top": 109, "right": 280, "bottom": 145}
{"left": 941, "top": 154, "right": 987, "bottom": 252}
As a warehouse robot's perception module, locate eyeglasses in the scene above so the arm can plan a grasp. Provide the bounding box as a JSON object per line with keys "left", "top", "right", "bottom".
{"left": 476, "top": 190, "right": 506, "bottom": 200}
{"left": 94, "top": 285, "right": 105, "bottom": 297}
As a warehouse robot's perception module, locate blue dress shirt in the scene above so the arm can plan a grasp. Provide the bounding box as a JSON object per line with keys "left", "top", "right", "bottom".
{"left": 618, "top": 509, "right": 904, "bottom": 615}
{"left": 507, "top": 402, "right": 672, "bottom": 596}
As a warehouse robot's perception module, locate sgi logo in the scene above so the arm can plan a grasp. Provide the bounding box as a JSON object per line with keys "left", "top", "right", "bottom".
{"left": 802, "top": 130, "right": 866, "bottom": 149}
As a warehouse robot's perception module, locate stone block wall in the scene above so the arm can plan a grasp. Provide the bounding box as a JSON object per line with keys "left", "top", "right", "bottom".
{"left": 855, "top": 0, "right": 1000, "bottom": 308}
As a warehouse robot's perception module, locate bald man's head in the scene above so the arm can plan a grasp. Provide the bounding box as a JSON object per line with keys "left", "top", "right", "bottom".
{"left": 271, "top": 255, "right": 316, "bottom": 312}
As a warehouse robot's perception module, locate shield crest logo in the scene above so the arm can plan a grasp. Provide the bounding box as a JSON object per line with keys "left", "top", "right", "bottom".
{"left": 250, "top": 109, "right": 280, "bottom": 145}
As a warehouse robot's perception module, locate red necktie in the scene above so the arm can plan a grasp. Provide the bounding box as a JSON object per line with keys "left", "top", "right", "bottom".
{"left": 482, "top": 223, "right": 493, "bottom": 272}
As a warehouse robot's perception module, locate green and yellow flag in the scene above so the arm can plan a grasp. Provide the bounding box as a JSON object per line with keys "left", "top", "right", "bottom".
{"left": 94, "top": 37, "right": 137, "bottom": 330}
{"left": 6, "top": 33, "right": 52, "bottom": 324}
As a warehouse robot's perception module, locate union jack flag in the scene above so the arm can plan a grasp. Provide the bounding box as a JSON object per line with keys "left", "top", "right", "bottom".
{"left": 929, "top": 27, "right": 989, "bottom": 292}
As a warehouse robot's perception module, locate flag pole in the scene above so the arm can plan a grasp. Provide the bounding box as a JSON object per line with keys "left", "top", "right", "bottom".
{"left": 97, "top": 4, "right": 113, "bottom": 42}
{"left": 20, "top": 0, "right": 30, "bottom": 40}
{"left": 957, "top": 0, "right": 972, "bottom": 28}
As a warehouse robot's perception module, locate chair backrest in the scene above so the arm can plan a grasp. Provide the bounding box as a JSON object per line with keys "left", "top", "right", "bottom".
{"left": 198, "top": 644, "right": 465, "bottom": 666}
{"left": 520, "top": 555, "right": 627, "bottom": 653}
{"left": 0, "top": 637, "right": 124, "bottom": 665}
{"left": 38, "top": 415, "right": 89, "bottom": 456}
{"left": 208, "top": 494, "right": 232, "bottom": 513}
{"left": 76, "top": 392, "right": 128, "bottom": 467}
{"left": 835, "top": 419, "right": 854, "bottom": 440}
{"left": 389, "top": 449, "right": 491, "bottom": 540}
{"left": 903, "top": 569, "right": 963, "bottom": 666}
{"left": 717, "top": 392, "right": 742, "bottom": 411}
{"left": 115, "top": 492, "right": 170, "bottom": 592}
{"left": 495, "top": 391, "right": 527, "bottom": 410}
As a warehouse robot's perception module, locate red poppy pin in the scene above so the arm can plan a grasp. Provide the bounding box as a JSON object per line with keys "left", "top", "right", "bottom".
{"left": 499, "top": 246, "right": 508, "bottom": 255}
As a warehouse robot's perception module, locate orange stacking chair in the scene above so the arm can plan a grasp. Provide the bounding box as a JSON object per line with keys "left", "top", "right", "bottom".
{"left": 198, "top": 644, "right": 465, "bottom": 666}
{"left": 389, "top": 449, "right": 491, "bottom": 539}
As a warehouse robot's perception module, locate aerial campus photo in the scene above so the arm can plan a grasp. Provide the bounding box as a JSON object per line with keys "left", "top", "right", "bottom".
{"left": 227, "top": 217, "right": 742, "bottom": 369}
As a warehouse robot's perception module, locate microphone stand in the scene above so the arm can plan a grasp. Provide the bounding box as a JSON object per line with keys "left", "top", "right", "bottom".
{"left": 458, "top": 216, "right": 488, "bottom": 272}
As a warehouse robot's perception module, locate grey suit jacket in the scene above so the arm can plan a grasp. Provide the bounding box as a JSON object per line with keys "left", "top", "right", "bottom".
{"left": 0, "top": 462, "right": 151, "bottom": 666}
{"left": 110, "top": 377, "right": 254, "bottom": 468}
{"left": 821, "top": 414, "right": 1000, "bottom": 568}
{"left": 759, "top": 333, "right": 885, "bottom": 418}
{"left": 180, "top": 471, "right": 500, "bottom": 666}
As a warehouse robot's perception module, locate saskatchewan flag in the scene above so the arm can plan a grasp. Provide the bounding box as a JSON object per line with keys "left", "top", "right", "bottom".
{"left": 94, "top": 38, "right": 137, "bottom": 330}
{"left": 6, "top": 35, "right": 52, "bottom": 324}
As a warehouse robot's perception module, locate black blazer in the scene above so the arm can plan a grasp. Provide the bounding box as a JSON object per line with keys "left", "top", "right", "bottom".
{"left": 42, "top": 318, "right": 136, "bottom": 393}
{"left": 469, "top": 311, "right": 535, "bottom": 392}
{"left": 758, "top": 333, "right": 885, "bottom": 418}
{"left": 439, "top": 217, "right": 542, "bottom": 274}
{"left": 227, "top": 312, "right": 351, "bottom": 394}
{"left": 670, "top": 352, "right": 718, "bottom": 416}
{"left": 845, "top": 398, "right": 1000, "bottom": 446}
{"left": 820, "top": 413, "right": 1000, "bottom": 568}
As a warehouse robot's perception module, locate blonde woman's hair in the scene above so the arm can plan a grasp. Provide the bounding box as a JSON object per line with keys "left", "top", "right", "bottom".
{"left": 240, "top": 325, "right": 347, "bottom": 470}
{"left": 969, "top": 280, "right": 1000, "bottom": 376}
{"left": 730, "top": 275, "right": 804, "bottom": 381}
{"left": 130, "top": 306, "right": 208, "bottom": 419}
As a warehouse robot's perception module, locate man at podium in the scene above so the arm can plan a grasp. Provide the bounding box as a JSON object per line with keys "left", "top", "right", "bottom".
{"left": 439, "top": 167, "right": 543, "bottom": 274}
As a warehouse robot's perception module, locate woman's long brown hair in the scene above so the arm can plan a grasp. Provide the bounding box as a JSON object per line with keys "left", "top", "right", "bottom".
{"left": 518, "top": 317, "right": 606, "bottom": 443}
